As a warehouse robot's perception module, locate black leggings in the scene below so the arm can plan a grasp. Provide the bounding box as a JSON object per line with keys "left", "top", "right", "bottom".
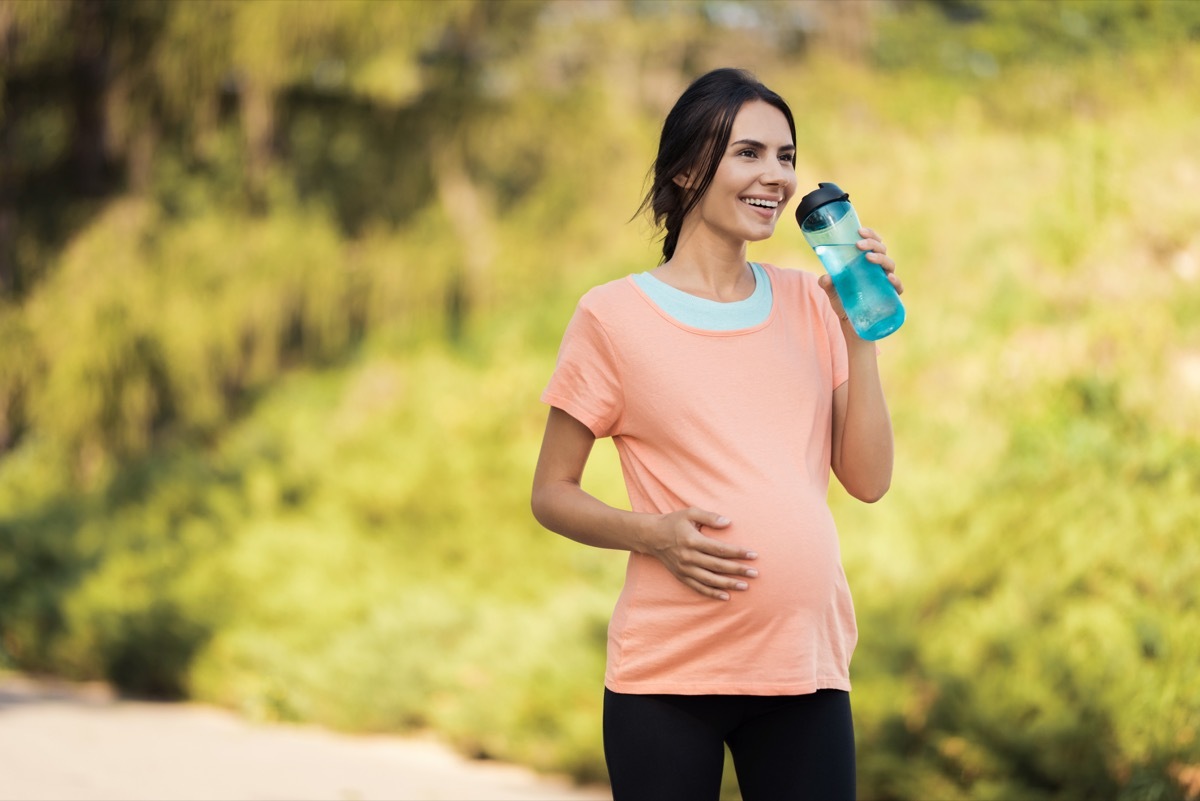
{"left": 603, "top": 688, "right": 856, "bottom": 801}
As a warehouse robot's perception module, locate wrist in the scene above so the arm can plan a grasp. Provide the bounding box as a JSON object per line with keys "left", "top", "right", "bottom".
{"left": 838, "top": 314, "right": 862, "bottom": 340}
{"left": 843, "top": 327, "right": 879, "bottom": 357}
{"left": 630, "top": 512, "right": 663, "bottom": 556}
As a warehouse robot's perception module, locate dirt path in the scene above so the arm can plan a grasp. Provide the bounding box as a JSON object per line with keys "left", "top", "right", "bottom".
{"left": 0, "top": 673, "right": 610, "bottom": 801}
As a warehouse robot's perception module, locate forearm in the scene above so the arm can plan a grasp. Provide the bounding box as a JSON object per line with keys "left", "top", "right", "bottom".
{"left": 532, "top": 476, "right": 757, "bottom": 601}
{"left": 833, "top": 332, "right": 895, "bottom": 502}
{"left": 531, "top": 407, "right": 754, "bottom": 599}
{"left": 532, "top": 478, "right": 655, "bottom": 554}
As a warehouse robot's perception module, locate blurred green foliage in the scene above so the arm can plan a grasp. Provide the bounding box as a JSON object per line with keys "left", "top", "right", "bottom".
{"left": 2, "top": 1, "right": 1200, "bottom": 799}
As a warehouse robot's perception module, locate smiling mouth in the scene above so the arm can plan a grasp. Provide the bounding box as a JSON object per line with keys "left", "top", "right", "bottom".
{"left": 741, "top": 197, "right": 779, "bottom": 209}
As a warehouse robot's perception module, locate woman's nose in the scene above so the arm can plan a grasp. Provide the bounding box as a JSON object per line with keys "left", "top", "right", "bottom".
{"left": 762, "top": 164, "right": 794, "bottom": 187}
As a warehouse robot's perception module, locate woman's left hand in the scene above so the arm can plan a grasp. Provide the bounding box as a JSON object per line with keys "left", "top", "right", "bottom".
{"left": 817, "top": 226, "right": 904, "bottom": 320}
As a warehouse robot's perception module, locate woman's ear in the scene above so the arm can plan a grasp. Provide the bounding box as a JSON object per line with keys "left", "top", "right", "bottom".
{"left": 673, "top": 170, "right": 696, "bottom": 189}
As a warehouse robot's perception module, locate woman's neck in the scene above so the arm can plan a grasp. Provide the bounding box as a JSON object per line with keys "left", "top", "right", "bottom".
{"left": 652, "top": 250, "right": 753, "bottom": 299}
{"left": 654, "top": 232, "right": 752, "bottom": 302}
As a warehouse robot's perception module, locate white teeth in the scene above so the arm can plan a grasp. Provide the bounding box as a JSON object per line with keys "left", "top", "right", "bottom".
{"left": 742, "top": 198, "right": 778, "bottom": 208}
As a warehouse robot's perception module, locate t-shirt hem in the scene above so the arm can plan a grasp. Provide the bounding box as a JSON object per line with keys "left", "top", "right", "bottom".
{"left": 604, "top": 676, "right": 852, "bottom": 696}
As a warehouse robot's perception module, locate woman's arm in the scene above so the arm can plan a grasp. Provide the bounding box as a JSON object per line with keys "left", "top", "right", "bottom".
{"left": 830, "top": 337, "right": 894, "bottom": 502}
{"left": 531, "top": 406, "right": 758, "bottom": 600}
{"left": 823, "top": 227, "right": 900, "bottom": 502}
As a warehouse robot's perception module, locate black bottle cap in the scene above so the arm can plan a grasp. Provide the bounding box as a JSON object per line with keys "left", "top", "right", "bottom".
{"left": 794, "top": 182, "right": 850, "bottom": 227}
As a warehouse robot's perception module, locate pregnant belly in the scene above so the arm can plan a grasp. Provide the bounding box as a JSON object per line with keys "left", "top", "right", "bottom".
{"left": 619, "top": 493, "right": 847, "bottom": 638}
{"left": 720, "top": 497, "right": 843, "bottom": 623}
{"left": 608, "top": 493, "right": 856, "bottom": 689}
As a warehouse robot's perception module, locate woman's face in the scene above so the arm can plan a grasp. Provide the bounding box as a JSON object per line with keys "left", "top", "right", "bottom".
{"left": 683, "top": 99, "right": 798, "bottom": 247}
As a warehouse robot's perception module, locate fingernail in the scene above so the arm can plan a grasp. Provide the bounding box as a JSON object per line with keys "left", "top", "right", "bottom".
{"left": 716, "top": 516, "right": 731, "bottom": 526}
{"left": 718, "top": 592, "right": 730, "bottom": 601}
{"left": 745, "top": 569, "right": 758, "bottom": 578}
{"left": 745, "top": 551, "right": 758, "bottom": 559}
{"left": 735, "top": 582, "right": 748, "bottom": 591}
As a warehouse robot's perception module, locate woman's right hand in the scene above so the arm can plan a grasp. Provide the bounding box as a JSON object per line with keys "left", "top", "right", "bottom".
{"left": 642, "top": 508, "right": 758, "bottom": 601}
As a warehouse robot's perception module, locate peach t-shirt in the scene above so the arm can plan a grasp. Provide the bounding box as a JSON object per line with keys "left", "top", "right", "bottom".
{"left": 542, "top": 263, "right": 856, "bottom": 695}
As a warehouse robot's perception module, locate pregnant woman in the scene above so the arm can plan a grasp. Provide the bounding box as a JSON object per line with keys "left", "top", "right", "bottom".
{"left": 531, "top": 67, "right": 903, "bottom": 801}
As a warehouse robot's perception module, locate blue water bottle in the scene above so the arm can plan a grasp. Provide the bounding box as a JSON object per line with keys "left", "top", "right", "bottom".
{"left": 795, "top": 183, "right": 905, "bottom": 341}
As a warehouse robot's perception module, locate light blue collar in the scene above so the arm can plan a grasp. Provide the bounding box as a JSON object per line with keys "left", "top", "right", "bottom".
{"left": 633, "top": 262, "right": 772, "bottom": 331}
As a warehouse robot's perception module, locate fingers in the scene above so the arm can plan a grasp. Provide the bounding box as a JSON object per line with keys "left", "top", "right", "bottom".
{"left": 858, "top": 227, "right": 903, "bottom": 294}
{"left": 685, "top": 506, "right": 732, "bottom": 531}
{"left": 817, "top": 274, "right": 849, "bottom": 321}
{"left": 683, "top": 508, "right": 756, "bottom": 561}
{"left": 682, "top": 575, "right": 745, "bottom": 602}
{"left": 680, "top": 557, "right": 758, "bottom": 601}
{"left": 857, "top": 227, "right": 886, "bottom": 252}
{"left": 659, "top": 508, "right": 759, "bottom": 601}
{"left": 683, "top": 532, "right": 758, "bottom": 601}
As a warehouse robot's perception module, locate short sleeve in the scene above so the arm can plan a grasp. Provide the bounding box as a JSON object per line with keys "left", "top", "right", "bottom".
{"left": 541, "top": 301, "right": 624, "bottom": 438}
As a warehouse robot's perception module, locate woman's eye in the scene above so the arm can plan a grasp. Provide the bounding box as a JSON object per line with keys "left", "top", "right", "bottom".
{"left": 780, "top": 152, "right": 795, "bottom": 164}
{"left": 739, "top": 148, "right": 757, "bottom": 158}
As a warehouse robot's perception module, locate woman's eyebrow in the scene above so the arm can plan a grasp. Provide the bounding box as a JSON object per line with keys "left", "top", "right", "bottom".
{"left": 730, "top": 138, "right": 796, "bottom": 152}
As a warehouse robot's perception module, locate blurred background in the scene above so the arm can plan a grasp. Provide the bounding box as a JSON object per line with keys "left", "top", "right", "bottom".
{"left": 1, "top": 0, "right": 1199, "bottom": 799}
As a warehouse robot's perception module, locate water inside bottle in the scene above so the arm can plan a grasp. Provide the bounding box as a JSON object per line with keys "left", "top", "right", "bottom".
{"left": 823, "top": 249, "right": 905, "bottom": 341}
{"left": 813, "top": 244, "right": 861, "bottom": 274}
